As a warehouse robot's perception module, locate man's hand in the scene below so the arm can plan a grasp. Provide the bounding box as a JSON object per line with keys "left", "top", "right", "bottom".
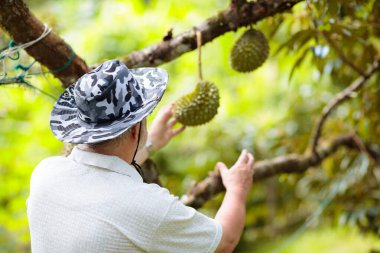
{"left": 148, "top": 104, "right": 186, "bottom": 152}
{"left": 216, "top": 149, "right": 254, "bottom": 199}
{"left": 135, "top": 104, "right": 186, "bottom": 164}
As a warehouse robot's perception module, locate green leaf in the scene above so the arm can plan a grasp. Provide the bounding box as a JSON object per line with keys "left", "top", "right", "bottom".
{"left": 275, "top": 29, "right": 316, "bottom": 55}
{"left": 288, "top": 46, "right": 312, "bottom": 82}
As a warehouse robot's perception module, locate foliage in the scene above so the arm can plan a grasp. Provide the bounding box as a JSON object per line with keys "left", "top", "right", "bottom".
{"left": 248, "top": 226, "right": 380, "bottom": 253}
{"left": 0, "top": 0, "right": 379, "bottom": 252}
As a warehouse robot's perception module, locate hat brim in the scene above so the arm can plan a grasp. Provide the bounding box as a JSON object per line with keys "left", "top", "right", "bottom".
{"left": 50, "top": 67, "right": 168, "bottom": 144}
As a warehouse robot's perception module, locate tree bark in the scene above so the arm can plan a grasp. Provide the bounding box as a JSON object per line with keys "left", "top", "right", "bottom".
{"left": 0, "top": 0, "right": 90, "bottom": 86}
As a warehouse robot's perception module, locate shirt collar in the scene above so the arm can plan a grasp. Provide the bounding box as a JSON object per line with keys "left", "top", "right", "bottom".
{"left": 68, "top": 147, "right": 143, "bottom": 183}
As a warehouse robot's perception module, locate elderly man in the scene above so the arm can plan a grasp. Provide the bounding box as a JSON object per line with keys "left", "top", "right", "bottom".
{"left": 27, "top": 60, "right": 254, "bottom": 253}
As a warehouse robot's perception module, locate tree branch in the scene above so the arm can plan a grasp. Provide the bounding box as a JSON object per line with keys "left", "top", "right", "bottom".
{"left": 140, "top": 159, "right": 162, "bottom": 185}
{"left": 121, "top": 0, "right": 303, "bottom": 68}
{"left": 0, "top": 0, "right": 90, "bottom": 86}
{"left": 0, "top": 77, "right": 57, "bottom": 99}
{"left": 309, "top": 59, "right": 380, "bottom": 155}
{"left": 181, "top": 134, "right": 380, "bottom": 209}
{"left": 0, "top": 0, "right": 302, "bottom": 87}
{"left": 0, "top": 77, "right": 24, "bottom": 85}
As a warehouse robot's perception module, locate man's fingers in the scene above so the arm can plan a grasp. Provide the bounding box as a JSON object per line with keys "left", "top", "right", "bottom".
{"left": 216, "top": 162, "right": 228, "bottom": 174}
{"left": 167, "top": 117, "right": 186, "bottom": 136}
{"left": 236, "top": 149, "right": 248, "bottom": 164}
{"left": 247, "top": 153, "right": 254, "bottom": 166}
{"left": 247, "top": 153, "right": 254, "bottom": 175}
{"left": 167, "top": 118, "right": 177, "bottom": 128}
{"left": 172, "top": 125, "right": 186, "bottom": 136}
{"left": 158, "top": 104, "right": 174, "bottom": 122}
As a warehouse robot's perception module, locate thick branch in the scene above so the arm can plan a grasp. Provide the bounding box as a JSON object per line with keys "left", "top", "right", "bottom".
{"left": 0, "top": 0, "right": 90, "bottom": 86}
{"left": 0, "top": 0, "right": 302, "bottom": 87}
{"left": 181, "top": 134, "right": 380, "bottom": 209}
{"left": 140, "top": 159, "right": 162, "bottom": 185}
{"left": 231, "top": 0, "right": 247, "bottom": 8}
{"left": 122, "top": 0, "right": 302, "bottom": 68}
{"left": 309, "top": 59, "right": 380, "bottom": 155}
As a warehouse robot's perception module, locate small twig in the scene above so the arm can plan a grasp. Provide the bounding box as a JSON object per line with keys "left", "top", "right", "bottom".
{"left": 351, "top": 131, "right": 377, "bottom": 163}
{"left": 0, "top": 77, "right": 25, "bottom": 85}
{"left": 163, "top": 28, "right": 173, "bottom": 41}
{"left": 0, "top": 78, "right": 57, "bottom": 100}
{"left": 196, "top": 30, "right": 203, "bottom": 81}
{"left": 351, "top": 133, "right": 368, "bottom": 154}
{"left": 40, "top": 64, "right": 61, "bottom": 95}
{"left": 322, "top": 31, "right": 366, "bottom": 76}
{"left": 309, "top": 59, "right": 380, "bottom": 155}
{"left": 21, "top": 81, "right": 57, "bottom": 100}
{"left": 350, "top": 131, "right": 380, "bottom": 166}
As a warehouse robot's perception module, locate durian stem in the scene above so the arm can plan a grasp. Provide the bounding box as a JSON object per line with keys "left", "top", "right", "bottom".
{"left": 196, "top": 30, "right": 203, "bottom": 81}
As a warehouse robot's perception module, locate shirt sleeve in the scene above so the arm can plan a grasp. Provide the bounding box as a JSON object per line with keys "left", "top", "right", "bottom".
{"left": 148, "top": 196, "right": 222, "bottom": 253}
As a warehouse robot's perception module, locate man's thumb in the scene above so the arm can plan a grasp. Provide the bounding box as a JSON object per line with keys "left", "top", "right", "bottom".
{"left": 216, "top": 162, "right": 228, "bottom": 174}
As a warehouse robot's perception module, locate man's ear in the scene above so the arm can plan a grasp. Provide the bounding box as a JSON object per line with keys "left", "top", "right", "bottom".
{"left": 130, "top": 124, "right": 139, "bottom": 140}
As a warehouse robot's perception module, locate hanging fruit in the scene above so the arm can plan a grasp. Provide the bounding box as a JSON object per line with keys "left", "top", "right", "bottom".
{"left": 173, "top": 30, "right": 220, "bottom": 126}
{"left": 230, "top": 28, "right": 269, "bottom": 72}
{"left": 174, "top": 80, "right": 219, "bottom": 126}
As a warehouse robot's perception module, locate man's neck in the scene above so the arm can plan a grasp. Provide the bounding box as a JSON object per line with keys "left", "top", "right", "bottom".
{"left": 77, "top": 143, "right": 134, "bottom": 164}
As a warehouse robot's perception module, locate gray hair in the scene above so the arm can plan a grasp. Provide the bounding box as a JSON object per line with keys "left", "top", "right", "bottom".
{"left": 89, "top": 128, "right": 132, "bottom": 148}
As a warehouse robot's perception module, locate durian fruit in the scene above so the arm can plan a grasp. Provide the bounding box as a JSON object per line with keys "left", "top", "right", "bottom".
{"left": 174, "top": 80, "right": 219, "bottom": 126}
{"left": 230, "top": 28, "right": 269, "bottom": 72}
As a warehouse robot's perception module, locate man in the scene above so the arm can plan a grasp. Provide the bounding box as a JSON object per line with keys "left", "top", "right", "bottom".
{"left": 27, "top": 59, "right": 254, "bottom": 253}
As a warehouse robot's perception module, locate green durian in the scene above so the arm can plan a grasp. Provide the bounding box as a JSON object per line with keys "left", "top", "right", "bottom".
{"left": 230, "top": 28, "right": 269, "bottom": 72}
{"left": 174, "top": 80, "right": 220, "bottom": 126}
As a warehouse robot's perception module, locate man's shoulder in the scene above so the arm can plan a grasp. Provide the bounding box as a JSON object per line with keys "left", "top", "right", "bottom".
{"left": 137, "top": 183, "right": 177, "bottom": 202}
{"left": 31, "top": 155, "right": 70, "bottom": 178}
{"left": 123, "top": 183, "right": 179, "bottom": 213}
{"left": 40, "top": 155, "right": 68, "bottom": 164}
{"left": 35, "top": 155, "right": 68, "bottom": 169}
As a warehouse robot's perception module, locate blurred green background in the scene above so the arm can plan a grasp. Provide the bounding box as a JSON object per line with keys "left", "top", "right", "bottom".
{"left": 1, "top": 0, "right": 380, "bottom": 252}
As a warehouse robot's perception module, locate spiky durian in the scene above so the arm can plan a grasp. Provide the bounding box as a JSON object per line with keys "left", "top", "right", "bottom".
{"left": 230, "top": 28, "right": 269, "bottom": 72}
{"left": 174, "top": 80, "right": 220, "bottom": 126}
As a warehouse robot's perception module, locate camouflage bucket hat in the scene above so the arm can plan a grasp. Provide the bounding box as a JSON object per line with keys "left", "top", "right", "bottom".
{"left": 50, "top": 59, "right": 168, "bottom": 144}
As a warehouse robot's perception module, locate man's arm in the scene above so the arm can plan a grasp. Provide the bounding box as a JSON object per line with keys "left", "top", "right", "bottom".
{"left": 135, "top": 104, "right": 186, "bottom": 164}
{"left": 214, "top": 150, "right": 254, "bottom": 253}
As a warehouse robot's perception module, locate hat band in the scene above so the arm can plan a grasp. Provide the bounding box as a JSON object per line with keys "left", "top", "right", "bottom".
{"left": 76, "top": 97, "right": 161, "bottom": 125}
{"left": 77, "top": 110, "right": 127, "bottom": 124}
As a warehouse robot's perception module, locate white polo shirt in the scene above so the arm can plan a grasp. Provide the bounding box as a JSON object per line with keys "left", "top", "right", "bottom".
{"left": 27, "top": 147, "right": 222, "bottom": 253}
